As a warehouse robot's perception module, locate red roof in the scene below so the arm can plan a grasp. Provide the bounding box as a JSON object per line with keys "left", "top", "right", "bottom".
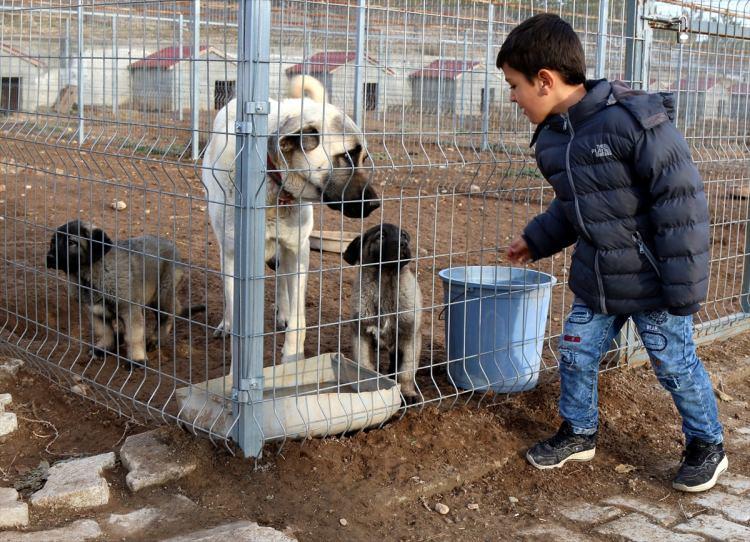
{"left": 410, "top": 60, "right": 481, "bottom": 80}
{"left": 129, "top": 46, "right": 208, "bottom": 69}
{"left": 0, "top": 43, "right": 45, "bottom": 68}
{"left": 286, "top": 51, "right": 359, "bottom": 75}
{"left": 673, "top": 77, "right": 725, "bottom": 90}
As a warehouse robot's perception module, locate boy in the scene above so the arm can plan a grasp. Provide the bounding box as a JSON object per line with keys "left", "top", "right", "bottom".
{"left": 498, "top": 13, "right": 726, "bottom": 492}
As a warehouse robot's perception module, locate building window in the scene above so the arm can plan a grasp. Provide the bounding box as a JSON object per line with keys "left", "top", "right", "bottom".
{"left": 215, "top": 80, "right": 236, "bottom": 110}
{"left": 1, "top": 77, "right": 21, "bottom": 112}
{"left": 364, "top": 82, "right": 378, "bottom": 110}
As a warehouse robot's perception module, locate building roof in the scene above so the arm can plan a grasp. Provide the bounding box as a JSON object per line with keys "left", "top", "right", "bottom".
{"left": 286, "top": 51, "right": 391, "bottom": 75}
{"left": 0, "top": 43, "right": 46, "bottom": 68}
{"left": 673, "top": 77, "right": 728, "bottom": 90}
{"left": 410, "top": 60, "right": 481, "bottom": 80}
{"left": 129, "top": 45, "right": 210, "bottom": 69}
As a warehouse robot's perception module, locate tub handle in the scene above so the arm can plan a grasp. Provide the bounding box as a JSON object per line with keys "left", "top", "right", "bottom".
{"left": 438, "top": 291, "right": 467, "bottom": 321}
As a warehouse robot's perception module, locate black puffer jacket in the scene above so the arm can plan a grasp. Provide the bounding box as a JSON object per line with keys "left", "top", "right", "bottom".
{"left": 523, "top": 79, "right": 709, "bottom": 316}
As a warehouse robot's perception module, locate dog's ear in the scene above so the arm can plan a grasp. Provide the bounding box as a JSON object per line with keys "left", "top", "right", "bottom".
{"left": 343, "top": 235, "right": 362, "bottom": 265}
{"left": 88, "top": 228, "right": 113, "bottom": 264}
{"left": 278, "top": 126, "right": 320, "bottom": 155}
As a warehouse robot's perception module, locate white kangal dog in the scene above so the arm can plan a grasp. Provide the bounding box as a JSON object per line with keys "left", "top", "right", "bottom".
{"left": 202, "top": 75, "right": 379, "bottom": 362}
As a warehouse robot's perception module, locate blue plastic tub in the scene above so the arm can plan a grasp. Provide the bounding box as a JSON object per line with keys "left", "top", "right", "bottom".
{"left": 439, "top": 266, "right": 557, "bottom": 393}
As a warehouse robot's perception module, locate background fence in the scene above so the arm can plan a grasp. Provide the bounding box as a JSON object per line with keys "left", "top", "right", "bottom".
{"left": 0, "top": 0, "right": 748, "bottom": 458}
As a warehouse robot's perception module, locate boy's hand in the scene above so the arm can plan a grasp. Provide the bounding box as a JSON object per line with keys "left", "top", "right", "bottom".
{"left": 507, "top": 236, "right": 532, "bottom": 264}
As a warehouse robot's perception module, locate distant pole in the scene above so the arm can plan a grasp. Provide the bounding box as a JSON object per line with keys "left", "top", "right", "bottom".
{"left": 191, "top": 0, "right": 200, "bottom": 160}
{"left": 595, "top": 0, "right": 610, "bottom": 79}
{"left": 178, "top": 14, "right": 184, "bottom": 122}
{"left": 482, "top": 3, "right": 493, "bottom": 151}
{"left": 112, "top": 14, "right": 118, "bottom": 117}
{"left": 353, "top": 0, "right": 366, "bottom": 125}
{"left": 77, "top": 3, "right": 84, "bottom": 146}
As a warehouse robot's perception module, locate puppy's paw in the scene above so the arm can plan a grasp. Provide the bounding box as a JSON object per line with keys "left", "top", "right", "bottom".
{"left": 145, "top": 336, "right": 158, "bottom": 351}
{"left": 401, "top": 393, "right": 420, "bottom": 406}
{"left": 213, "top": 320, "right": 231, "bottom": 338}
{"left": 125, "top": 357, "right": 148, "bottom": 370}
{"left": 91, "top": 346, "right": 108, "bottom": 359}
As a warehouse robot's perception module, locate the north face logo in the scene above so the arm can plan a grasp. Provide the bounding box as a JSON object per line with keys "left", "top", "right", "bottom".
{"left": 591, "top": 144, "right": 613, "bottom": 158}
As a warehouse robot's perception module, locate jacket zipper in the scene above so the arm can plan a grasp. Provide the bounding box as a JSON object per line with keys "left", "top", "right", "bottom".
{"left": 633, "top": 232, "right": 662, "bottom": 278}
{"left": 563, "top": 113, "right": 607, "bottom": 314}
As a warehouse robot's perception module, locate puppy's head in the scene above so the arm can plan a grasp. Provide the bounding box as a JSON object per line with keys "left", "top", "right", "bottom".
{"left": 343, "top": 224, "right": 412, "bottom": 270}
{"left": 270, "top": 101, "right": 380, "bottom": 219}
{"left": 46, "top": 220, "right": 113, "bottom": 274}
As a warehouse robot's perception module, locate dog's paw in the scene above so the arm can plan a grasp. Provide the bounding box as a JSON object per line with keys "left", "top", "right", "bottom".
{"left": 213, "top": 320, "right": 231, "bottom": 338}
{"left": 145, "top": 336, "right": 158, "bottom": 351}
{"left": 91, "top": 346, "right": 108, "bottom": 359}
{"left": 125, "top": 357, "right": 148, "bottom": 371}
{"left": 281, "top": 351, "right": 304, "bottom": 364}
{"left": 401, "top": 393, "right": 420, "bottom": 406}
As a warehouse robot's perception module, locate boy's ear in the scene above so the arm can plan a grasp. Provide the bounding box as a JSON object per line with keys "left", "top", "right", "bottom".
{"left": 537, "top": 69, "right": 554, "bottom": 94}
{"left": 343, "top": 235, "right": 362, "bottom": 266}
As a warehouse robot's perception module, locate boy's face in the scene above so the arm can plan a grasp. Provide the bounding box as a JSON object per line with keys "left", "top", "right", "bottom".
{"left": 501, "top": 64, "right": 554, "bottom": 125}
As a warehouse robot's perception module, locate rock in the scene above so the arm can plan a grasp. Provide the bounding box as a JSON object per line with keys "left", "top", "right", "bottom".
{"left": 158, "top": 520, "right": 297, "bottom": 541}
{"left": 469, "top": 184, "right": 481, "bottom": 193}
{"left": 467, "top": 503, "right": 479, "bottom": 510}
{"left": 615, "top": 464, "right": 637, "bottom": 474}
{"left": 13, "top": 461, "right": 49, "bottom": 495}
{"left": 107, "top": 507, "right": 161, "bottom": 538}
{"left": 110, "top": 200, "right": 127, "bottom": 211}
{"left": 0, "top": 184, "right": 5, "bottom": 192}
{"left": 0, "top": 487, "right": 29, "bottom": 528}
{"left": 509, "top": 496, "right": 519, "bottom": 504}
{"left": 435, "top": 503, "right": 450, "bottom": 515}
{"left": 0, "top": 519, "right": 101, "bottom": 541}
{"left": 0, "top": 393, "right": 11, "bottom": 410}
{"left": 0, "top": 412, "right": 17, "bottom": 437}
{"left": 120, "top": 429, "right": 197, "bottom": 492}
{"left": 29, "top": 453, "right": 115, "bottom": 509}
{"left": 0, "top": 359, "right": 23, "bottom": 378}
{"left": 338, "top": 518, "right": 347, "bottom": 526}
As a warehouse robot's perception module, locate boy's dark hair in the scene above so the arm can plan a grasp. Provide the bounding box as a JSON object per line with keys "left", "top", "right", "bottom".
{"left": 496, "top": 14, "right": 586, "bottom": 85}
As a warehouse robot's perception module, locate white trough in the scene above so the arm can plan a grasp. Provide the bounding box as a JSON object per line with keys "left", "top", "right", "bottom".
{"left": 175, "top": 353, "right": 401, "bottom": 441}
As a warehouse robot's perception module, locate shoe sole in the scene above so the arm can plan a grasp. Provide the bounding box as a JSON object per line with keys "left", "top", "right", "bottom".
{"left": 672, "top": 455, "right": 729, "bottom": 493}
{"left": 526, "top": 448, "right": 596, "bottom": 470}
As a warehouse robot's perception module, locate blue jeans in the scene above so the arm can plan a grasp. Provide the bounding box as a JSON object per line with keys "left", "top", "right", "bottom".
{"left": 558, "top": 300, "right": 723, "bottom": 445}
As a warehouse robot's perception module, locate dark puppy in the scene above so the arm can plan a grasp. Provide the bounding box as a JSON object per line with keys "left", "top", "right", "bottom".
{"left": 46, "top": 220, "right": 203, "bottom": 366}
{"left": 344, "top": 223, "right": 423, "bottom": 402}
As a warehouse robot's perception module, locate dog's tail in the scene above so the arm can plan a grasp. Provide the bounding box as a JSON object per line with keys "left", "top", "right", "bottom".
{"left": 288, "top": 75, "right": 327, "bottom": 103}
{"left": 179, "top": 304, "right": 206, "bottom": 319}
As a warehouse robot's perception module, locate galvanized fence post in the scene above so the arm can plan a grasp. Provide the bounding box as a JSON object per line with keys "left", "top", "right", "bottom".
{"left": 353, "top": 0, "right": 366, "bottom": 127}
{"left": 595, "top": 0, "right": 609, "bottom": 79}
{"left": 232, "top": 0, "right": 271, "bottom": 458}
{"left": 624, "top": 0, "right": 653, "bottom": 90}
{"left": 481, "top": 2, "right": 494, "bottom": 152}
{"left": 191, "top": 0, "right": 201, "bottom": 161}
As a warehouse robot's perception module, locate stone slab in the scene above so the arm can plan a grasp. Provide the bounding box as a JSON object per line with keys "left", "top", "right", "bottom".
{"left": 0, "top": 519, "right": 101, "bottom": 542}
{"left": 0, "top": 488, "right": 28, "bottom": 528}
{"left": 717, "top": 472, "right": 750, "bottom": 495}
{"left": 519, "top": 523, "right": 593, "bottom": 541}
{"left": 107, "top": 507, "right": 161, "bottom": 538}
{"left": 560, "top": 503, "right": 621, "bottom": 524}
{"left": 0, "top": 359, "right": 23, "bottom": 379}
{"left": 694, "top": 491, "right": 750, "bottom": 523}
{"left": 0, "top": 393, "right": 11, "bottom": 410}
{"left": 0, "top": 412, "right": 17, "bottom": 437}
{"left": 675, "top": 514, "right": 750, "bottom": 542}
{"left": 158, "top": 521, "right": 296, "bottom": 541}
{"left": 602, "top": 495, "right": 679, "bottom": 526}
{"left": 120, "top": 429, "right": 197, "bottom": 492}
{"left": 595, "top": 513, "right": 703, "bottom": 542}
{"left": 29, "top": 452, "right": 115, "bottom": 510}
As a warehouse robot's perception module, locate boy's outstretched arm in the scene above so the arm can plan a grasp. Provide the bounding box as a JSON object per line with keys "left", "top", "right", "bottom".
{"left": 634, "top": 122, "right": 710, "bottom": 315}
{"left": 513, "top": 198, "right": 578, "bottom": 262}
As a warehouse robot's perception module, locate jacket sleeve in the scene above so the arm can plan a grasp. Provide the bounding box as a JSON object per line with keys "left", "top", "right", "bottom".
{"left": 522, "top": 198, "right": 578, "bottom": 261}
{"left": 633, "top": 121, "right": 710, "bottom": 314}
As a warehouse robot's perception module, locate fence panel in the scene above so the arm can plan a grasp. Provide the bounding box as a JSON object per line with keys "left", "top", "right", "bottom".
{"left": 0, "top": 0, "right": 748, "bottom": 457}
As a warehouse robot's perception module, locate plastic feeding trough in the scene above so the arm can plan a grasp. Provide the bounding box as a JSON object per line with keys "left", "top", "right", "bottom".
{"left": 439, "top": 266, "right": 557, "bottom": 393}
{"left": 175, "top": 353, "right": 401, "bottom": 442}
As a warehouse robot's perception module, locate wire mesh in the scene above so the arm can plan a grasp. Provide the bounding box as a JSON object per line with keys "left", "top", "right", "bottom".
{"left": 0, "top": 0, "right": 748, "bottom": 456}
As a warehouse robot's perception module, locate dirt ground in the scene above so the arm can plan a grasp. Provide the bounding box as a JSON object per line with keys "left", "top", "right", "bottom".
{"left": 0, "top": 329, "right": 748, "bottom": 541}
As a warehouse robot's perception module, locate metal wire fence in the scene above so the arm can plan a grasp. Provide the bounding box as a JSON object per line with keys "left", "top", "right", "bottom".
{"left": 0, "top": 0, "right": 748, "bottom": 457}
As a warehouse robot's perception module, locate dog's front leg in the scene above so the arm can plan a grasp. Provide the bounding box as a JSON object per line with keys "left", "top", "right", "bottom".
{"left": 214, "top": 244, "right": 234, "bottom": 337}
{"left": 398, "top": 330, "right": 422, "bottom": 404}
{"left": 351, "top": 329, "right": 377, "bottom": 372}
{"left": 121, "top": 305, "right": 148, "bottom": 366}
{"left": 90, "top": 312, "right": 115, "bottom": 358}
{"left": 279, "top": 241, "right": 307, "bottom": 363}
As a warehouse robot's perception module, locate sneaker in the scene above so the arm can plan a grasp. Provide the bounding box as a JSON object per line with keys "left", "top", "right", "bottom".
{"left": 672, "top": 439, "right": 728, "bottom": 493}
{"left": 526, "top": 421, "right": 597, "bottom": 470}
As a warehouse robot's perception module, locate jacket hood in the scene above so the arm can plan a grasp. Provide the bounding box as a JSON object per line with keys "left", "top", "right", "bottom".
{"left": 530, "top": 79, "right": 675, "bottom": 146}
